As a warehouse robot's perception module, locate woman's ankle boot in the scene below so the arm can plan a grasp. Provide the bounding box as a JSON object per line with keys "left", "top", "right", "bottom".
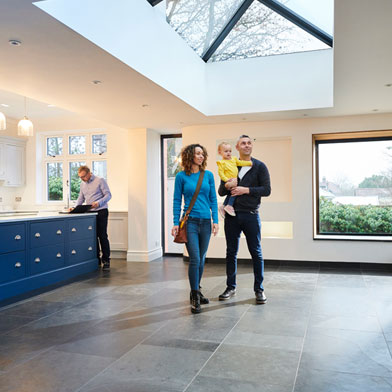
{"left": 190, "top": 290, "right": 201, "bottom": 314}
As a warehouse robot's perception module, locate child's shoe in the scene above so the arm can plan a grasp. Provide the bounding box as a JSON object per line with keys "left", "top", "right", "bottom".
{"left": 218, "top": 204, "right": 226, "bottom": 218}
{"left": 224, "top": 205, "right": 236, "bottom": 216}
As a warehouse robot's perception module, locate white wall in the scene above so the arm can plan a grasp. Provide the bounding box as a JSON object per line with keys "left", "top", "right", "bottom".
{"left": 127, "top": 128, "right": 162, "bottom": 262}
{"left": 182, "top": 113, "right": 392, "bottom": 264}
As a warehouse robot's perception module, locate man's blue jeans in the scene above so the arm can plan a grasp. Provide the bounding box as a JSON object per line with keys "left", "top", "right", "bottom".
{"left": 186, "top": 217, "right": 212, "bottom": 291}
{"left": 224, "top": 211, "right": 264, "bottom": 291}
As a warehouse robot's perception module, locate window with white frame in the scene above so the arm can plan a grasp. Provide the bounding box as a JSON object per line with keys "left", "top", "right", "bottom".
{"left": 44, "top": 132, "right": 107, "bottom": 203}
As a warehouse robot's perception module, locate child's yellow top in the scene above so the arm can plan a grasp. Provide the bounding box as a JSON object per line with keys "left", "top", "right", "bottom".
{"left": 216, "top": 157, "right": 252, "bottom": 182}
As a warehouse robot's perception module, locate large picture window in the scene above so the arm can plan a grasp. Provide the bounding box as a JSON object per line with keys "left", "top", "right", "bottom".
{"left": 43, "top": 132, "right": 107, "bottom": 203}
{"left": 314, "top": 131, "right": 392, "bottom": 239}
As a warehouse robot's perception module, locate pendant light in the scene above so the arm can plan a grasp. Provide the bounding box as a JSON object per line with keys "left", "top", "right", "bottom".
{"left": 18, "top": 97, "right": 34, "bottom": 136}
{"left": 0, "top": 111, "right": 6, "bottom": 130}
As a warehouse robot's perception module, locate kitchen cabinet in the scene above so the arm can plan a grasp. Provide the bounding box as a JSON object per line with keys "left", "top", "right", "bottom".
{"left": 0, "top": 213, "right": 98, "bottom": 301}
{"left": 0, "top": 136, "right": 26, "bottom": 187}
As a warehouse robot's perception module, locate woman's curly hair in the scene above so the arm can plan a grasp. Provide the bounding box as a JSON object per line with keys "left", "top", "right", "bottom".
{"left": 180, "top": 144, "right": 208, "bottom": 175}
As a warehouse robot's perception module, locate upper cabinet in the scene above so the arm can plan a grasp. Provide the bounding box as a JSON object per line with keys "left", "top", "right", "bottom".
{"left": 0, "top": 136, "right": 26, "bottom": 187}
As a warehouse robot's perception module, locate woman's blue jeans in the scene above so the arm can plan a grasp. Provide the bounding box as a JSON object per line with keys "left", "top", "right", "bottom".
{"left": 185, "top": 217, "right": 212, "bottom": 291}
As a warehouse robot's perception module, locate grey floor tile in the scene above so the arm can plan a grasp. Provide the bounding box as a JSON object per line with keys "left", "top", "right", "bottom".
{"left": 236, "top": 306, "right": 309, "bottom": 337}
{"left": 311, "top": 287, "right": 377, "bottom": 316}
{"left": 200, "top": 344, "right": 300, "bottom": 387}
{"left": 0, "top": 349, "right": 113, "bottom": 392}
{"left": 142, "top": 335, "right": 219, "bottom": 352}
{"left": 294, "top": 367, "right": 392, "bottom": 392}
{"left": 0, "top": 314, "right": 36, "bottom": 334}
{"left": 56, "top": 324, "right": 153, "bottom": 359}
{"left": 186, "top": 375, "right": 292, "bottom": 392}
{"left": 317, "top": 273, "right": 366, "bottom": 288}
{"left": 301, "top": 327, "right": 392, "bottom": 377}
{"left": 0, "top": 300, "right": 71, "bottom": 319}
{"left": 155, "top": 313, "right": 240, "bottom": 343}
{"left": 224, "top": 329, "right": 304, "bottom": 352}
{"left": 80, "top": 344, "right": 212, "bottom": 392}
{"left": 308, "top": 313, "right": 382, "bottom": 333}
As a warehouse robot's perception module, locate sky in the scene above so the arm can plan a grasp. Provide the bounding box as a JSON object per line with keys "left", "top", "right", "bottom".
{"left": 318, "top": 140, "right": 392, "bottom": 187}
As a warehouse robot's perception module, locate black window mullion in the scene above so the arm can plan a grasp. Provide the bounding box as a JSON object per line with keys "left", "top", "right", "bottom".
{"left": 147, "top": 0, "right": 164, "bottom": 6}
{"left": 202, "top": 0, "right": 254, "bottom": 63}
{"left": 257, "top": 0, "right": 333, "bottom": 47}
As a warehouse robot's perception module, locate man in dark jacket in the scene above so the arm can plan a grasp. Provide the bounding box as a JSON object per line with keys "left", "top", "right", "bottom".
{"left": 218, "top": 135, "right": 271, "bottom": 304}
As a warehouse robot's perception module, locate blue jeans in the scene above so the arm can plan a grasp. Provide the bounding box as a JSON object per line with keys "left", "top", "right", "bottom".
{"left": 224, "top": 212, "right": 264, "bottom": 291}
{"left": 185, "top": 217, "right": 212, "bottom": 291}
{"left": 223, "top": 194, "right": 236, "bottom": 207}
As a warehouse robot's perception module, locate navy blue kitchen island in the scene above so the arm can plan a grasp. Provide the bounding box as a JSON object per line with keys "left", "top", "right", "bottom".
{"left": 0, "top": 212, "right": 98, "bottom": 302}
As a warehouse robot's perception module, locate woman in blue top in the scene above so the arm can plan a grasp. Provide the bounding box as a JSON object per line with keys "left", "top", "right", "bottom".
{"left": 172, "top": 144, "right": 219, "bottom": 314}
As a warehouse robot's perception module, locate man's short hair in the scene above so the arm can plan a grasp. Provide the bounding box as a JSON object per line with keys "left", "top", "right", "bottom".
{"left": 78, "top": 165, "right": 90, "bottom": 174}
{"left": 237, "top": 134, "right": 251, "bottom": 142}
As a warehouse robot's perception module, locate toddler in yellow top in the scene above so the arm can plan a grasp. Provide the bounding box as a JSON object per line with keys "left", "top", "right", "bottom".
{"left": 217, "top": 142, "right": 252, "bottom": 217}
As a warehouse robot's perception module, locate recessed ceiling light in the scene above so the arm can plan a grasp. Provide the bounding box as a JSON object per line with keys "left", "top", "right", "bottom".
{"left": 242, "top": 118, "right": 247, "bottom": 121}
{"left": 141, "top": 104, "right": 149, "bottom": 108}
{"left": 303, "top": 114, "right": 308, "bottom": 117}
{"left": 385, "top": 83, "right": 392, "bottom": 87}
{"left": 9, "top": 39, "right": 22, "bottom": 46}
{"left": 91, "top": 80, "right": 102, "bottom": 85}
{"left": 1, "top": 103, "right": 9, "bottom": 107}
{"left": 372, "top": 109, "right": 379, "bottom": 112}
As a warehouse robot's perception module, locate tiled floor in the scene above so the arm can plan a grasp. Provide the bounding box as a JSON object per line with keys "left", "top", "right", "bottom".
{"left": 1, "top": 258, "right": 392, "bottom": 392}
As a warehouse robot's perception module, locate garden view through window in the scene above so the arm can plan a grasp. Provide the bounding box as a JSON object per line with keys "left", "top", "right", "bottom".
{"left": 316, "top": 134, "right": 392, "bottom": 236}
{"left": 46, "top": 133, "right": 107, "bottom": 202}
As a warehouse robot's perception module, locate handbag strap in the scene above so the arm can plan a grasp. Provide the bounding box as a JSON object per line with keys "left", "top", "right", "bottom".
{"left": 184, "top": 170, "right": 205, "bottom": 218}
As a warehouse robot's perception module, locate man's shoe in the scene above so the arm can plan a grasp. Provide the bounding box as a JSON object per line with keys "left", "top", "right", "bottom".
{"left": 102, "top": 262, "right": 110, "bottom": 271}
{"left": 255, "top": 290, "right": 266, "bottom": 304}
{"left": 219, "top": 287, "right": 236, "bottom": 301}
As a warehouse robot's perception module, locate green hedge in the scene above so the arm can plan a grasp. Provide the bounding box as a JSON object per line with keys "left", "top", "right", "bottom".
{"left": 319, "top": 197, "right": 392, "bottom": 234}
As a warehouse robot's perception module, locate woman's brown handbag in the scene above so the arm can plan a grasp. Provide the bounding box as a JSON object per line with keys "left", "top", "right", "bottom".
{"left": 174, "top": 171, "right": 205, "bottom": 244}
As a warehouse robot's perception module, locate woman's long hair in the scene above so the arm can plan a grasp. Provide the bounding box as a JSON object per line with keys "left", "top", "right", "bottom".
{"left": 180, "top": 144, "right": 208, "bottom": 175}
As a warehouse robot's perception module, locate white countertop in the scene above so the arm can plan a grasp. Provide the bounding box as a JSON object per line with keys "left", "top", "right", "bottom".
{"left": 0, "top": 211, "right": 97, "bottom": 223}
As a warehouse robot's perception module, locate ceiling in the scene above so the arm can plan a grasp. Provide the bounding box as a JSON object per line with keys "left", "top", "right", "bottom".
{"left": 0, "top": 0, "right": 391, "bottom": 132}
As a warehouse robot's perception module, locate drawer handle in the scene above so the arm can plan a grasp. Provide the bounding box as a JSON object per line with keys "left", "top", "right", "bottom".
{"left": 34, "top": 257, "right": 40, "bottom": 263}
{"left": 71, "top": 228, "right": 77, "bottom": 232}
{"left": 56, "top": 253, "right": 62, "bottom": 258}
{"left": 15, "top": 234, "right": 22, "bottom": 240}
{"left": 57, "top": 230, "right": 62, "bottom": 235}
{"left": 71, "top": 249, "right": 76, "bottom": 255}
{"left": 88, "top": 226, "right": 93, "bottom": 230}
{"left": 35, "top": 233, "right": 41, "bottom": 238}
{"left": 88, "top": 246, "right": 92, "bottom": 251}
{"left": 15, "top": 262, "right": 22, "bottom": 268}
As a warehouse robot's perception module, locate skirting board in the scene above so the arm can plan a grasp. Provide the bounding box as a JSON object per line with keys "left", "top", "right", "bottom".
{"left": 127, "top": 247, "right": 162, "bottom": 262}
{"left": 111, "top": 250, "right": 127, "bottom": 259}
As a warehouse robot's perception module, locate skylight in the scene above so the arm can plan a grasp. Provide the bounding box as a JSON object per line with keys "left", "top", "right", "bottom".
{"left": 163, "top": 0, "right": 333, "bottom": 62}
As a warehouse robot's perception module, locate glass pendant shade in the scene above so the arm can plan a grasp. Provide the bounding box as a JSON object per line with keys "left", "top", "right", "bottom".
{"left": 18, "top": 117, "right": 34, "bottom": 136}
{"left": 0, "top": 111, "right": 6, "bottom": 130}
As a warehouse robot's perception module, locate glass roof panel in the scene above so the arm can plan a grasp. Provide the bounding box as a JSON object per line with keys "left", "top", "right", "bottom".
{"left": 274, "top": 0, "right": 333, "bottom": 35}
{"left": 166, "top": 0, "right": 245, "bottom": 57}
{"left": 209, "top": 0, "right": 330, "bottom": 63}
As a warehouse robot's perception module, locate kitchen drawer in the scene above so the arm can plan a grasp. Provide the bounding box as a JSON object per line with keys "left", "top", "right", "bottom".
{"left": 67, "top": 239, "right": 96, "bottom": 265}
{"left": 68, "top": 217, "right": 96, "bottom": 241}
{"left": 30, "top": 220, "right": 65, "bottom": 248}
{"left": 0, "top": 251, "right": 26, "bottom": 283}
{"left": 30, "top": 244, "right": 65, "bottom": 275}
{"left": 0, "top": 224, "right": 25, "bottom": 254}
